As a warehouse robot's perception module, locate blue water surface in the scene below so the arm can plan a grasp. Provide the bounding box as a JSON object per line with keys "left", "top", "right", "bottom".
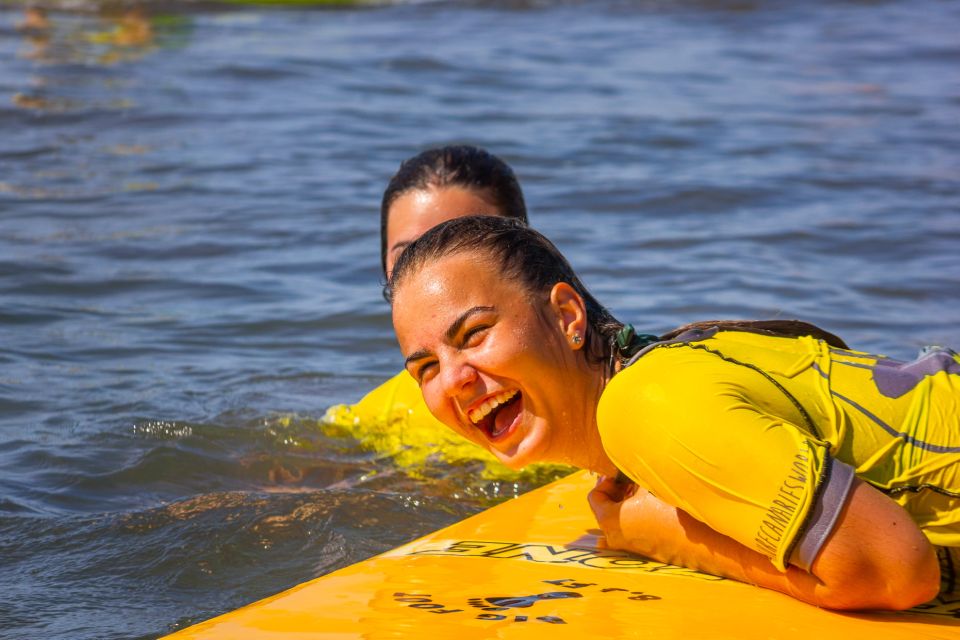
{"left": 0, "top": 1, "right": 958, "bottom": 637}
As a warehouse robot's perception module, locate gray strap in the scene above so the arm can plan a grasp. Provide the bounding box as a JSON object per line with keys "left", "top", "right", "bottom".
{"left": 790, "top": 459, "right": 856, "bottom": 571}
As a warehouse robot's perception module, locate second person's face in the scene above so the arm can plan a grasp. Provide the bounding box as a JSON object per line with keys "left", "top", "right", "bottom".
{"left": 384, "top": 186, "right": 501, "bottom": 278}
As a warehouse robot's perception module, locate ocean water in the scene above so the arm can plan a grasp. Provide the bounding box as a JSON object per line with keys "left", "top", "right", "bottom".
{"left": 1, "top": 0, "right": 958, "bottom": 637}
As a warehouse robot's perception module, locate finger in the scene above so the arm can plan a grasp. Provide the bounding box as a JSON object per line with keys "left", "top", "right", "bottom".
{"left": 587, "top": 485, "right": 621, "bottom": 526}
{"left": 592, "top": 475, "right": 624, "bottom": 500}
{"left": 587, "top": 485, "right": 608, "bottom": 516}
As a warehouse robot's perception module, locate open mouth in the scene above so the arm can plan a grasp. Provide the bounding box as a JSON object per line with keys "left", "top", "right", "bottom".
{"left": 467, "top": 389, "right": 522, "bottom": 441}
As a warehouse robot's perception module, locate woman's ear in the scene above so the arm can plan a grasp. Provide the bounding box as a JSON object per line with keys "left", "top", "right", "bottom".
{"left": 549, "top": 282, "right": 588, "bottom": 350}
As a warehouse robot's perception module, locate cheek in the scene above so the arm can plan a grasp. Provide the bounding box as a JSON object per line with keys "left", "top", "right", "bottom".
{"left": 421, "top": 381, "right": 460, "bottom": 430}
{"left": 420, "top": 381, "right": 444, "bottom": 415}
{"left": 513, "top": 323, "right": 568, "bottom": 371}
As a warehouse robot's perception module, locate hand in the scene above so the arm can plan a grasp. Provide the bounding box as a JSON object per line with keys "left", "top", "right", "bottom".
{"left": 587, "top": 474, "right": 643, "bottom": 550}
{"left": 587, "top": 475, "right": 700, "bottom": 563}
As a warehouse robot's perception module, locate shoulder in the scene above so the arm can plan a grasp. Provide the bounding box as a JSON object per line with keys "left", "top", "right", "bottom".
{"left": 598, "top": 338, "right": 790, "bottom": 445}
{"left": 598, "top": 345, "right": 724, "bottom": 444}
{"left": 604, "top": 342, "right": 737, "bottom": 403}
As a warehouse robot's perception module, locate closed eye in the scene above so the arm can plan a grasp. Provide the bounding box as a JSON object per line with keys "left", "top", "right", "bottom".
{"left": 461, "top": 324, "right": 490, "bottom": 349}
{"left": 404, "top": 346, "right": 436, "bottom": 385}
{"left": 415, "top": 360, "right": 438, "bottom": 383}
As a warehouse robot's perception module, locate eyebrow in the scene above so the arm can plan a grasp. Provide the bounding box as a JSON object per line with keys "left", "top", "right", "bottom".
{"left": 390, "top": 240, "right": 412, "bottom": 256}
{"left": 403, "top": 305, "right": 496, "bottom": 367}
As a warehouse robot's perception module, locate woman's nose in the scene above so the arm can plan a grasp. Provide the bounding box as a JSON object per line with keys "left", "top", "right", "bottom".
{"left": 440, "top": 357, "right": 478, "bottom": 398}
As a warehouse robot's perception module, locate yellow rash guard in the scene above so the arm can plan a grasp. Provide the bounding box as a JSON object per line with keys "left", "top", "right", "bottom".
{"left": 597, "top": 328, "right": 960, "bottom": 572}
{"left": 334, "top": 370, "right": 501, "bottom": 465}
{"left": 349, "top": 370, "right": 432, "bottom": 425}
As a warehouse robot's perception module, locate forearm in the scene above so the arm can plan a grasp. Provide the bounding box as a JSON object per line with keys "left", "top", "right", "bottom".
{"left": 606, "top": 489, "right": 938, "bottom": 610}
{"left": 609, "top": 490, "right": 803, "bottom": 597}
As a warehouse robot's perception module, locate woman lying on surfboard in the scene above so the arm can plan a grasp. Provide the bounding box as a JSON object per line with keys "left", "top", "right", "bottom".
{"left": 386, "top": 215, "right": 959, "bottom": 611}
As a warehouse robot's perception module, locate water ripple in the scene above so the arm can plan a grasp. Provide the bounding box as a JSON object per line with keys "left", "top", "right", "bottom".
{"left": 1, "top": 1, "right": 958, "bottom": 638}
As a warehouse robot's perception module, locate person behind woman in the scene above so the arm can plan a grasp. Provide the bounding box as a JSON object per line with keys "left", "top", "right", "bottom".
{"left": 380, "top": 144, "right": 527, "bottom": 279}
{"left": 338, "top": 145, "right": 531, "bottom": 457}
{"left": 387, "top": 215, "right": 959, "bottom": 611}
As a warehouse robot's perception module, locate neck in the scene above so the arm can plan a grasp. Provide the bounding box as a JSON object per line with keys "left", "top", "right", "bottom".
{"left": 553, "top": 363, "right": 619, "bottom": 477}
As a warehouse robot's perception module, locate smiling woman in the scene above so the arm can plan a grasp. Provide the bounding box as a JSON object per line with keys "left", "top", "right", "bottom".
{"left": 387, "top": 215, "right": 960, "bottom": 612}
{"left": 394, "top": 252, "right": 610, "bottom": 472}
{"left": 390, "top": 225, "right": 614, "bottom": 474}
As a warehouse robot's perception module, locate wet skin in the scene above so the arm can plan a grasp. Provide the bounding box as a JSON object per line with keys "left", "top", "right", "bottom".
{"left": 391, "top": 251, "right": 615, "bottom": 474}
{"left": 384, "top": 186, "right": 501, "bottom": 278}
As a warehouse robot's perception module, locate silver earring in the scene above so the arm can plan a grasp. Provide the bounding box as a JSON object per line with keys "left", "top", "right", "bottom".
{"left": 572, "top": 334, "right": 582, "bottom": 345}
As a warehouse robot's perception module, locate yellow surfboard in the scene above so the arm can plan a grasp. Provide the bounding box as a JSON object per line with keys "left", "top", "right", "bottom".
{"left": 166, "top": 373, "right": 960, "bottom": 637}
{"left": 164, "top": 470, "right": 960, "bottom": 639}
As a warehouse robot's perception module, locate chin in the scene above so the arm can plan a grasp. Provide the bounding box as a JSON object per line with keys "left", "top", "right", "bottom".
{"left": 493, "top": 428, "right": 550, "bottom": 470}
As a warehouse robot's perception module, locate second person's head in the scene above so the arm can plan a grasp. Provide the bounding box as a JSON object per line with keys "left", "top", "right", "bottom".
{"left": 380, "top": 145, "right": 528, "bottom": 279}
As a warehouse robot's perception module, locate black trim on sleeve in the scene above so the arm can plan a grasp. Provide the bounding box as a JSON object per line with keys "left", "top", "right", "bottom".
{"left": 937, "top": 546, "right": 957, "bottom": 594}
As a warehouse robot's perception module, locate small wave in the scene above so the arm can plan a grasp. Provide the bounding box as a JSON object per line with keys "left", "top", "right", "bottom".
{"left": 133, "top": 419, "right": 194, "bottom": 439}
{"left": 319, "top": 403, "right": 572, "bottom": 485}
{"left": 630, "top": 185, "right": 775, "bottom": 215}
{"left": 207, "top": 62, "right": 313, "bottom": 81}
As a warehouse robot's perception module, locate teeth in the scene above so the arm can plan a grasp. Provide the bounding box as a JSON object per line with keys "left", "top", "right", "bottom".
{"left": 468, "top": 390, "right": 518, "bottom": 425}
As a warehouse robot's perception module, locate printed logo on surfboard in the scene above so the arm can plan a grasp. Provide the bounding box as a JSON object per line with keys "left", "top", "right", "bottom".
{"left": 393, "top": 578, "right": 662, "bottom": 625}
{"left": 407, "top": 539, "right": 723, "bottom": 581}
{"left": 401, "top": 540, "right": 960, "bottom": 620}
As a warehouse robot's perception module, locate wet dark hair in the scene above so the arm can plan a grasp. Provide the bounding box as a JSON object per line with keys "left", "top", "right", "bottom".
{"left": 380, "top": 145, "right": 528, "bottom": 277}
{"left": 388, "top": 216, "right": 626, "bottom": 369}
{"left": 388, "top": 216, "right": 848, "bottom": 372}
